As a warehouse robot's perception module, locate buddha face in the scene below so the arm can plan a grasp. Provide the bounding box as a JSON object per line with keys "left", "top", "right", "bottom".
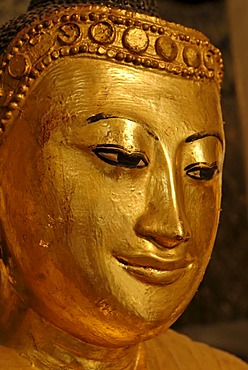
{"left": 0, "top": 58, "right": 224, "bottom": 346}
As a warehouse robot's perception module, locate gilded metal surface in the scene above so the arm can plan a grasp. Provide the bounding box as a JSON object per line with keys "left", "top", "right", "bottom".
{"left": 0, "top": 57, "right": 228, "bottom": 368}
{"left": 0, "top": 2, "right": 247, "bottom": 370}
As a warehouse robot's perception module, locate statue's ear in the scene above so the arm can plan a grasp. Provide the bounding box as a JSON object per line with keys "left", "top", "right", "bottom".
{"left": 0, "top": 237, "right": 2, "bottom": 261}
{"left": 0, "top": 205, "right": 28, "bottom": 344}
{"left": 0, "top": 188, "right": 13, "bottom": 270}
{"left": 0, "top": 187, "right": 9, "bottom": 266}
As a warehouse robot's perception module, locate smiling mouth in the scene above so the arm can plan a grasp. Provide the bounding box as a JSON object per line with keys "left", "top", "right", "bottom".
{"left": 115, "top": 256, "right": 193, "bottom": 285}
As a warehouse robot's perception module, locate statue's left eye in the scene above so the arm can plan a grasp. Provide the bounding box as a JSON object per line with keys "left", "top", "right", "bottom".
{"left": 92, "top": 147, "right": 148, "bottom": 169}
{"left": 185, "top": 162, "right": 219, "bottom": 181}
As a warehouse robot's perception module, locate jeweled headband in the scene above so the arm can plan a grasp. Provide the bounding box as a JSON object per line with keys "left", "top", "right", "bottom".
{"left": 0, "top": 1, "right": 223, "bottom": 135}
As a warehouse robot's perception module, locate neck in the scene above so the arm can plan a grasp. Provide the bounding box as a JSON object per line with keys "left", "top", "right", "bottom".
{"left": 9, "top": 310, "right": 145, "bottom": 370}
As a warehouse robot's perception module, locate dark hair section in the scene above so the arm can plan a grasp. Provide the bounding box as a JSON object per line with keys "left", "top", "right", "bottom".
{"left": 28, "top": 0, "right": 159, "bottom": 15}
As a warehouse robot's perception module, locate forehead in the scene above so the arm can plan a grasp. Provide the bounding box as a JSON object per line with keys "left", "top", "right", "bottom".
{"left": 28, "top": 58, "right": 223, "bottom": 138}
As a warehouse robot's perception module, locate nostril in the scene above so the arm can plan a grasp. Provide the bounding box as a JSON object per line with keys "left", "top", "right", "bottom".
{"left": 174, "top": 234, "right": 191, "bottom": 242}
{"left": 146, "top": 234, "right": 185, "bottom": 249}
{"left": 141, "top": 232, "right": 191, "bottom": 250}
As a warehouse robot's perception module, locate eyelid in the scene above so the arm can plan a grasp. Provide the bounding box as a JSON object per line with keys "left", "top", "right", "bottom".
{"left": 92, "top": 144, "right": 148, "bottom": 158}
{"left": 84, "top": 116, "right": 159, "bottom": 141}
{"left": 91, "top": 144, "right": 132, "bottom": 151}
{"left": 184, "top": 162, "right": 218, "bottom": 171}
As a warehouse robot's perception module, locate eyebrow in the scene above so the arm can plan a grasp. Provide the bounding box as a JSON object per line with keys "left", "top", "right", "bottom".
{"left": 86, "top": 113, "right": 159, "bottom": 141}
{"left": 86, "top": 113, "right": 118, "bottom": 124}
{"left": 185, "top": 131, "right": 223, "bottom": 146}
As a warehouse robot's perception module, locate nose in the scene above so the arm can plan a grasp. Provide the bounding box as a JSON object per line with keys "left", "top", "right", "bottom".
{"left": 134, "top": 160, "right": 191, "bottom": 250}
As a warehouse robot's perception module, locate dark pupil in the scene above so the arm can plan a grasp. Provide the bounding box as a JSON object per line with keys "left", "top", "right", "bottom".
{"left": 200, "top": 167, "right": 215, "bottom": 180}
{"left": 117, "top": 152, "right": 141, "bottom": 167}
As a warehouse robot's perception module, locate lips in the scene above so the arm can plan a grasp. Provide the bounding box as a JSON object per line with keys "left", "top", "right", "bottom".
{"left": 115, "top": 255, "right": 193, "bottom": 285}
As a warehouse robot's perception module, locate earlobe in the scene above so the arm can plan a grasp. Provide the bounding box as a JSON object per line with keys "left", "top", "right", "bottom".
{"left": 0, "top": 186, "right": 6, "bottom": 216}
{"left": 0, "top": 255, "right": 28, "bottom": 344}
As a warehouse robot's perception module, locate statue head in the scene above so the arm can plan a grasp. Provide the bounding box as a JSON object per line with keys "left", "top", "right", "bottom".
{"left": 0, "top": 0, "right": 224, "bottom": 348}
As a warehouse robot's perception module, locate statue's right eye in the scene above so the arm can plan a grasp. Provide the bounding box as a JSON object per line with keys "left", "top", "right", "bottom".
{"left": 92, "top": 147, "right": 148, "bottom": 169}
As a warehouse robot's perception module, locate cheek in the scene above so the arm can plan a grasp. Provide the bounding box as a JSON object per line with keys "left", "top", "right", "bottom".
{"left": 184, "top": 181, "right": 221, "bottom": 259}
{"left": 41, "top": 146, "right": 147, "bottom": 266}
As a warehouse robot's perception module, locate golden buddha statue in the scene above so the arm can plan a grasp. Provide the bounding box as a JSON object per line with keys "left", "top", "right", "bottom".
{"left": 0, "top": 0, "right": 247, "bottom": 369}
